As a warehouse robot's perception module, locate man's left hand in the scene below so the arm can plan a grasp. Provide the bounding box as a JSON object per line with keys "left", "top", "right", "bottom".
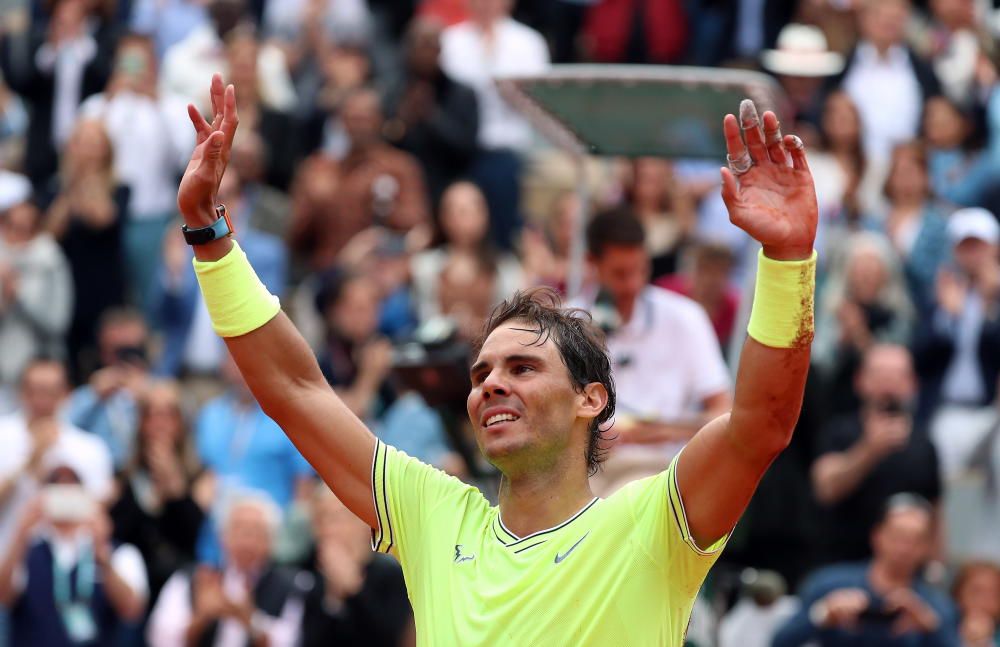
{"left": 886, "top": 588, "right": 940, "bottom": 635}
{"left": 721, "top": 100, "right": 818, "bottom": 261}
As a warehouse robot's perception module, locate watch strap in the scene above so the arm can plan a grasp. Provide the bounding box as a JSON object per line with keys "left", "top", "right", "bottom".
{"left": 182, "top": 205, "right": 234, "bottom": 245}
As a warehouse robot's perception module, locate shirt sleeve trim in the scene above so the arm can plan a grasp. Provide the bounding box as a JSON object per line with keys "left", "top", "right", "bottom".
{"left": 667, "top": 454, "right": 729, "bottom": 557}
{"left": 369, "top": 440, "right": 394, "bottom": 554}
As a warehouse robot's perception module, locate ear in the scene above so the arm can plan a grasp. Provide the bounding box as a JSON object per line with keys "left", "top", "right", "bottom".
{"left": 577, "top": 382, "right": 609, "bottom": 423}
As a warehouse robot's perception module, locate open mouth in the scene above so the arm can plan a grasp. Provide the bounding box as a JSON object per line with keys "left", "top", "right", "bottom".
{"left": 485, "top": 413, "right": 520, "bottom": 427}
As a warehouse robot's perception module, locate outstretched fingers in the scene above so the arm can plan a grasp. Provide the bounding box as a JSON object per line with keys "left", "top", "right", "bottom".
{"left": 723, "top": 114, "right": 750, "bottom": 169}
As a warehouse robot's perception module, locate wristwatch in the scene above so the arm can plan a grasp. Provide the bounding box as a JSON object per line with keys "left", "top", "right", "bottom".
{"left": 181, "top": 204, "right": 234, "bottom": 245}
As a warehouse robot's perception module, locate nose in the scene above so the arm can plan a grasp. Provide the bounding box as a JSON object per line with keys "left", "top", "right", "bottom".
{"left": 480, "top": 370, "right": 509, "bottom": 399}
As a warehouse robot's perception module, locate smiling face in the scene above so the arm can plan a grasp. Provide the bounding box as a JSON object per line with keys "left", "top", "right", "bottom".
{"left": 467, "top": 322, "right": 600, "bottom": 478}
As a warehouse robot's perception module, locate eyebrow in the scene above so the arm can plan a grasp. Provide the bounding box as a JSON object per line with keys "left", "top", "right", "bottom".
{"left": 469, "top": 353, "right": 546, "bottom": 378}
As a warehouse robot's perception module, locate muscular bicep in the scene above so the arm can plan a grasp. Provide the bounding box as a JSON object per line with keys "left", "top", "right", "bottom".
{"left": 224, "top": 313, "right": 378, "bottom": 528}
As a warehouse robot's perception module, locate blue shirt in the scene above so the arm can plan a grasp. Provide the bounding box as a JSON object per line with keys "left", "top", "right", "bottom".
{"left": 65, "top": 386, "right": 138, "bottom": 470}
{"left": 772, "top": 562, "right": 959, "bottom": 647}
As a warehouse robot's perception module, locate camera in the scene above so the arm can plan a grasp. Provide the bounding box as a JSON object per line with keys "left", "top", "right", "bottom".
{"left": 41, "top": 484, "right": 95, "bottom": 523}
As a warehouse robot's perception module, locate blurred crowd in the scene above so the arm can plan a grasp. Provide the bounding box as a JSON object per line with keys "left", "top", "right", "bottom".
{"left": 1, "top": 0, "right": 1000, "bottom": 645}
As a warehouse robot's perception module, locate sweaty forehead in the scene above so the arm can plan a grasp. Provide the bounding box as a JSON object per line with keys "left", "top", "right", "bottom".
{"left": 475, "top": 321, "right": 559, "bottom": 364}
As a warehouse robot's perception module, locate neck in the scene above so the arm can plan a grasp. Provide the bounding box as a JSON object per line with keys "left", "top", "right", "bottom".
{"left": 617, "top": 297, "right": 638, "bottom": 324}
{"left": 498, "top": 458, "right": 594, "bottom": 538}
{"left": 869, "top": 559, "right": 914, "bottom": 592}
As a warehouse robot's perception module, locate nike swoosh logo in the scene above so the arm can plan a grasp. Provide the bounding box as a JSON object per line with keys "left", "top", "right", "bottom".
{"left": 554, "top": 531, "right": 590, "bottom": 564}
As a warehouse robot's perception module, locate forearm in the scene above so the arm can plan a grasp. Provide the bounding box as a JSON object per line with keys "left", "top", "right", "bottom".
{"left": 0, "top": 532, "right": 30, "bottom": 605}
{"left": 184, "top": 612, "right": 215, "bottom": 647}
{"left": 99, "top": 561, "right": 145, "bottom": 621}
{"left": 812, "top": 443, "right": 879, "bottom": 505}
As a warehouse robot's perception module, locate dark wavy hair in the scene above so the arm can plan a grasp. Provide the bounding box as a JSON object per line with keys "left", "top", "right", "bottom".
{"left": 474, "top": 288, "right": 616, "bottom": 475}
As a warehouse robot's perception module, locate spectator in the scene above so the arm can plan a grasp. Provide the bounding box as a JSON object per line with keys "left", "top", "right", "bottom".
{"left": 0, "top": 186, "right": 73, "bottom": 391}
{"left": 315, "top": 270, "right": 459, "bottom": 469}
{"left": 835, "top": 0, "right": 942, "bottom": 165}
{"left": 0, "top": 0, "right": 119, "bottom": 194}
{"left": 580, "top": 0, "right": 687, "bottom": 65}
{"left": 193, "top": 354, "right": 314, "bottom": 563}
{"left": 759, "top": 24, "right": 845, "bottom": 133}
{"left": 227, "top": 131, "right": 291, "bottom": 239}
{"left": 952, "top": 560, "right": 1000, "bottom": 647}
{"left": 718, "top": 569, "right": 798, "bottom": 647}
{"left": 78, "top": 33, "right": 192, "bottom": 304}
{"left": 65, "top": 307, "right": 151, "bottom": 469}
{"left": 913, "top": 207, "right": 1000, "bottom": 411}
{"left": 109, "top": 380, "right": 208, "bottom": 602}
{"left": 147, "top": 492, "right": 309, "bottom": 647}
{"left": 153, "top": 169, "right": 287, "bottom": 378}
{"left": 0, "top": 465, "right": 147, "bottom": 646}
{"left": 440, "top": 0, "right": 550, "bottom": 250}
{"left": 520, "top": 189, "right": 578, "bottom": 294}
{"left": 45, "top": 119, "right": 129, "bottom": 382}
{"left": 159, "top": 0, "right": 296, "bottom": 112}
{"left": 224, "top": 26, "right": 301, "bottom": 190}
{"left": 297, "top": 42, "right": 372, "bottom": 161}
{"left": 129, "top": 0, "right": 210, "bottom": 59}
{"left": 299, "top": 485, "right": 411, "bottom": 647}
{"left": 0, "top": 359, "right": 113, "bottom": 555}
{"left": 620, "top": 157, "right": 696, "bottom": 279}
{"left": 772, "top": 494, "right": 959, "bottom": 647}
{"left": 812, "top": 232, "right": 916, "bottom": 410}
{"left": 656, "top": 240, "right": 740, "bottom": 352}
{"left": 261, "top": 0, "right": 372, "bottom": 47}
{"left": 289, "top": 87, "right": 430, "bottom": 271}
{"left": 915, "top": 0, "right": 989, "bottom": 106}
{"left": 804, "top": 91, "right": 869, "bottom": 236}
{"left": 411, "top": 180, "right": 522, "bottom": 342}
{"left": 685, "top": 0, "right": 797, "bottom": 67}
{"left": 875, "top": 142, "right": 951, "bottom": 313}
{"left": 924, "top": 89, "right": 1000, "bottom": 208}
{"left": 811, "top": 344, "right": 941, "bottom": 564}
{"left": 383, "top": 16, "right": 480, "bottom": 208}
{"left": 577, "top": 208, "right": 731, "bottom": 495}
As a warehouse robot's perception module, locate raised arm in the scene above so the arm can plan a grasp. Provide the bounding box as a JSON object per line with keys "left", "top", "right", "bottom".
{"left": 676, "top": 101, "right": 818, "bottom": 548}
{"left": 176, "top": 75, "right": 377, "bottom": 528}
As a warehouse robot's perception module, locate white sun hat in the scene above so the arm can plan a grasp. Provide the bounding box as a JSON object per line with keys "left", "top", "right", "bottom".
{"left": 761, "top": 24, "right": 845, "bottom": 78}
{"left": 948, "top": 207, "right": 1000, "bottom": 246}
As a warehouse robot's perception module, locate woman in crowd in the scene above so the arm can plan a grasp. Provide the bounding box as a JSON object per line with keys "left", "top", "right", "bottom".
{"left": 953, "top": 561, "right": 1000, "bottom": 647}
{"left": 876, "top": 141, "right": 951, "bottom": 313}
{"left": 924, "top": 90, "right": 1000, "bottom": 208}
{"left": 620, "top": 156, "right": 696, "bottom": 279}
{"left": 110, "top": 380, "right": 208, "bottom": 603}
{"left": 46, "top": 118, "right": 129, "bottom": 381}
{"left": 411, "top": 180, "right": 522, "bottom": 341}
{"left": 812, "top": 231, "right": 916, "bottom": 415}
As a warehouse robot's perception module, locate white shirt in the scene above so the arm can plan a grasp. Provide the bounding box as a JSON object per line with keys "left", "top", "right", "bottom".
{"left": 79, "top": 91, "right": 193, "bottom": 219}
{"left": 147, "top": 567, "right": 305, "bottom": 647}
{"left": 843, "top": 43, "right": 923, "bottom": 164}
{"left": 574, "top": 286, "right": 731, "bottom": 456}
{"left": 0, "top": 413, "right": 113, "bottom": 549}
{"left": 440, "top": 18, "right": 550, "bottom": 151}
{"left": 718, "top": 597, "right": 799, "bottom": 647}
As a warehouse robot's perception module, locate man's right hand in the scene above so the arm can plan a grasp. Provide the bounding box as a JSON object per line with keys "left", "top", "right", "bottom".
{"left": 813, "top": 588, "right": 869, "bottom": 629}
{"left": 177, "top": 74, "right": 239, "bottom": 261}
{"left": 860, "top": 410, "right": 910, "bottom": 460}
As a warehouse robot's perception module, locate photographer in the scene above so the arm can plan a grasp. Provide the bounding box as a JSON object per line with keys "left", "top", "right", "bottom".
{"left": 772, "top": 495, "right": 958, "bottom": 647}
{"left": 0, "top": 464, "right": 147, "bottom": 646}
{"left": 65, "top": 308, "right": 152, "bottom": 469}
{"left": 811, "top": 344, "right": 941, "bottom": 564}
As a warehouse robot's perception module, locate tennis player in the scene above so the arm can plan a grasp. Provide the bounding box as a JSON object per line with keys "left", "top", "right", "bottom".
{"left": 177, "top": 74, "right": 818, "bottom": 645}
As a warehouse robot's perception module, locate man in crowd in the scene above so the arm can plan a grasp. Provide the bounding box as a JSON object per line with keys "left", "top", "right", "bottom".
{"left": 811, "top": 343, "right": 941, "bottom": 564}
{"left": 773, "top": 494, "right": 959, "bottom": 646}
{"left": 578, "top": 208, "right": 732, "bottom": 495}
{"left": 148, "top": 492, "right": 309, "bottom": 647}
{"left": 66, "top": 307, "right": 152, "bottom": 469}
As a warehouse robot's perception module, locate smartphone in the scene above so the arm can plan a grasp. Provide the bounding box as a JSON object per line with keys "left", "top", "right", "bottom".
{"left": 858, "top": 605, "right": 901, "bottom": 625}
{"left": 115, "top": 345, "right": 147, "bottom": 367}
{"left": 41, "top": 484, "right": 95, "bottom": 523}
